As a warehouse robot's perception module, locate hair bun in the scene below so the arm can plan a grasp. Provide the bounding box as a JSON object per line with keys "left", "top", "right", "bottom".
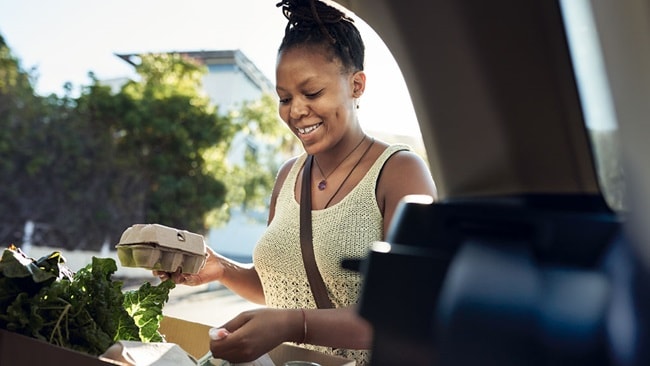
{"left": 276, "top": 0, "right": 365, "bottom": 73}
{"left": 276, "top": 0, "right": 351, "bottom": 32}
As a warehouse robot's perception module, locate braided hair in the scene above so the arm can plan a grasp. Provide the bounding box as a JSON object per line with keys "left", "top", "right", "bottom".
{"left": 276, "top": 0, "right": 365, "bottom": 73}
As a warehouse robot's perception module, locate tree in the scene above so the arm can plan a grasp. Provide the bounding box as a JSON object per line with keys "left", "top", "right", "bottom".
{"left": 79, "top": 53, "right": 233, "bottom": 238}
{"left": 0, "top": 37, "right": 294, "bottom": 250}
{"left": 0, "top": 34, "right": 64, "bottom": 245}
{"left": 205, "top": 93, "right": 298, "bottom": 226}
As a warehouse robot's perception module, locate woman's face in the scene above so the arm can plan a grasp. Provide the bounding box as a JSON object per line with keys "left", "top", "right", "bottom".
{"left": 275, "top": 46, "right": 365, "bottom": 155}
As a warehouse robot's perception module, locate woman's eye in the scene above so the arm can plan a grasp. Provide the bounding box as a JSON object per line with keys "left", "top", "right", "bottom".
{"left": 305, "top": 89, "right": 323, "bottom": 98}
{"left": 279, "top": 97, "right": 290, "bottom": 104}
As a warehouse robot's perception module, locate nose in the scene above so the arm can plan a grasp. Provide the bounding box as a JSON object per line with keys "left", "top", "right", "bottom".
{"left": 289, "top": 98, "right": 309, "bottom": 120}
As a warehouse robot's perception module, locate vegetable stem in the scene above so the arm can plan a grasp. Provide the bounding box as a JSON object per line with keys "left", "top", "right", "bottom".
{"left": 50, "top": 302, "right": 71, "bottom": 345}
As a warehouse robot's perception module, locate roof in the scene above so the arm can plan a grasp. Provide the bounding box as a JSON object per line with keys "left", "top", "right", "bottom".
{"left": 115, "top": 49, "right": 274, "bottom": 94}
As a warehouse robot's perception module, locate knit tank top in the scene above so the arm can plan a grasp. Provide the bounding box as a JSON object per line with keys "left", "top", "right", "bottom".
{"left": 253, "top": 144, "right": 410, "bottom": 365}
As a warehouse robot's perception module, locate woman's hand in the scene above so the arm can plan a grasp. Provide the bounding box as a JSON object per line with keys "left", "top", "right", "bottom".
{"left": 209, "top": 308, "right": 303, "bottom": 363}
{"left": 153, "top": 245, "right": 224, "bottom": 286}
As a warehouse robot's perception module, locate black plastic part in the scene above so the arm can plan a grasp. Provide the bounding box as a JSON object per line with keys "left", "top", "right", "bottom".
{"left": 356, "top": 194, "right": 621, "bottom": 365}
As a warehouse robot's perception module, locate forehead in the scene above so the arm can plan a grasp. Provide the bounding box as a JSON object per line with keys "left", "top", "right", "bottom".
{"left": 276, "top": 45, "right": 344, "bottom": 75}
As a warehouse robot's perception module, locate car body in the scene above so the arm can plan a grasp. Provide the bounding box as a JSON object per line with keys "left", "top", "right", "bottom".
{"left": 332, "top": 1, "right": 650, "bottom": 365}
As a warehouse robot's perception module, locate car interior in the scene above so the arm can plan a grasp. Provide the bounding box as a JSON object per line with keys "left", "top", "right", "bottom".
{"left": 333, "top": 1, "right": 650, "bottom": 365}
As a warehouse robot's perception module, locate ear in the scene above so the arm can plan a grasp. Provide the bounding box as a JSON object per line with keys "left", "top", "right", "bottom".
{"left": 351, "top": 71, "right": 366, "bottom": 98}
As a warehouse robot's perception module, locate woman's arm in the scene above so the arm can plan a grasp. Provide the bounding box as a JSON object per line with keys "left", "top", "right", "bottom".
{"left": 156, "top": 246, "right": 266, "bottom": 304}
{"left": 209, "top": 306, "right": 372, "bottom": 363}
{"left": 155, "top": 158, "right": 298, "bottom": 304}
{"left": 300, "top": 306, "right": 372, "bottom": 349}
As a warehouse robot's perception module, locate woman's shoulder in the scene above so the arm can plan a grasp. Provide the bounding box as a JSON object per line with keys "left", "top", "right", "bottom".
{"left": 375, "top": 141, "right": 437, "bottom": 197}
{"left": 272, "top": 154, "right": 304, "bottom": 193}
{"left": 269, "top": 155, "right": 304, "bottom": 217}
{"left": 277, "top": 155, "right": 302, "bottom": 180}
{"left": 381, "top": 145, "right": 430, "bottom": 179}
{"left": 372, "top": 140, "right": 419, "bottom": 167}
{"left": 385, "top": 146, "right": 423, "bottom": 165}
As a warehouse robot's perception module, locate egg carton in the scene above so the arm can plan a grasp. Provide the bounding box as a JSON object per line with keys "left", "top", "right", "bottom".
{"left": 116, "top": 224, "right": 207, "bottom": 274}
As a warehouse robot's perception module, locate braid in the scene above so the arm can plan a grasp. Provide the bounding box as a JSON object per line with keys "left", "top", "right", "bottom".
{"left": 276, "top": 0, "right": 365, "bottom": 72}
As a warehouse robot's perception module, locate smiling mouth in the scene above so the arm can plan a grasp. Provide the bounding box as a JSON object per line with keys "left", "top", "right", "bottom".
{"left": 297, "top": 122, "right": 323, "bottom": 135}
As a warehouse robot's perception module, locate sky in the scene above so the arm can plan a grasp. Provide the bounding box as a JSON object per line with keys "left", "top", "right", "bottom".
{"left": 0, "top": 0, "right": 423, "bottom": 138}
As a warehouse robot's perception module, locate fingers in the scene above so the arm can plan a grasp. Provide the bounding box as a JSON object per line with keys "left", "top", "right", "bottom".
{"left": 152, "top": 269, "right": 191, "bottom": 285}
{"left": 209, "top": 310, "right": 287, "bottom": 363}
{"left": 209, "top": 327, "right": 230, "bottom": 341}
{"left": 209, "top": 328, "right": 238, "bottom": 361}
{"left": 171, "top": 272, "right": 193, "bottom": 286}
{"left": 153, "top": 270, "right": 170, "bottom": 281}
{"left": 209, "top": 313, "right": 258, "bottom": 362}
{"left": 170, "top": 268, "right": 186, "bottom": 283}
{"left": 210, "top": 330, "right": 259, "bottom": 363}
{"left": 219, "top": 310, "right": 254, "bottom": 333}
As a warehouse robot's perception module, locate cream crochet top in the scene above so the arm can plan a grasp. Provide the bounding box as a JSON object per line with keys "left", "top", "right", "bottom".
{"left": 253, "top": 144, "right": 410, "bottom": 365}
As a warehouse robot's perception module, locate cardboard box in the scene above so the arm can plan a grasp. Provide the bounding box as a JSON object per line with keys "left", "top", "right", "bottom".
{"left": 0, "top": 328, "right": 122, "bottom": 365}
{"left": 0, "top": 316, "right": 355, "bottom": 366}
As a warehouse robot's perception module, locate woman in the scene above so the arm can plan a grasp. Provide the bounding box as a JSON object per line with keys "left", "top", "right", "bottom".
{"left": 157, "top": 0, "right": 437, "bottom": 364}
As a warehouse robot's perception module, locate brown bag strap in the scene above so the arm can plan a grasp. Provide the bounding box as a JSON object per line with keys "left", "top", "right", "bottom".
{"left": 300, "top": 155, "right": 335, "bottom": 309}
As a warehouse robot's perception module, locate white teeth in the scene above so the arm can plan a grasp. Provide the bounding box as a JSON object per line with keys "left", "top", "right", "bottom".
{"left": 298, "top": 123, "right": 322, "bottom": 134}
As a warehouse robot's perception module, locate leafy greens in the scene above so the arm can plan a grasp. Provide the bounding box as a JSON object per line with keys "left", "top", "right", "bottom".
{"left": 0, "top": 245, "right": 175, "bottom": 356}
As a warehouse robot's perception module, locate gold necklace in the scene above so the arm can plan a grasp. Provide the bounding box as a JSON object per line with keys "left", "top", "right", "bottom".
{"left": 323, "top": 137, "right": 375, "bottom": 209}
{"left": 314, "top": 135, "right": 366, "bottom": 191}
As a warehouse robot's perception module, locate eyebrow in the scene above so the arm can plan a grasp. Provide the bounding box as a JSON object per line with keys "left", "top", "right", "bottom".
{"left": 276, "top": 76, "right": 319, "bottom": 93}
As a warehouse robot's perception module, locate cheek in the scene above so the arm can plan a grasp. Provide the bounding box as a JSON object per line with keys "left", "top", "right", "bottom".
{"left": 278, "top": 105, "right": 290, "bottom": 123}
{"left": 333, "top": 102, "right": 353, "bottom": 121}
{"left": 278, "top": 106, "right": 296, "bottom": 133}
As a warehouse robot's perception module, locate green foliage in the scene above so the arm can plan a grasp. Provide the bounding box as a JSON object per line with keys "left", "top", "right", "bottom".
{"left": 74, "top": 53, "right": 233, "bottom": 235}
{"left": 206, "top": 94, "right": 297, "bottom": 225}
{"left": 122, "top": 280, "right": 175, "bottom": 342}
{"left": 0, "top": 34, "right": 35, "bottom": 96}
{"left": 0, "top": 36, "right": 126, "bottom": 248}
{"left": 0, "top": 34, "right": 293, "bottom": 248}
{"left": 0, "top": 246, "right": 174, "bottom": 356}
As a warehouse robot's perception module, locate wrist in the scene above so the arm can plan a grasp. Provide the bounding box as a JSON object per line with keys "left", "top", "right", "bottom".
{"left": 201, "top": 251, "right": 223, "bottom": 283}
{"left": 300, "top": 308, "right": 308, "bottom": 344}
{"left": 290, "top": 309, "right": 308, "bottom": 344}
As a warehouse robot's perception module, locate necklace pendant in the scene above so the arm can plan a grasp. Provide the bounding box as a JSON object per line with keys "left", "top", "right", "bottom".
{"left": 318, "top": 180, "right": 327, "bottom": 191}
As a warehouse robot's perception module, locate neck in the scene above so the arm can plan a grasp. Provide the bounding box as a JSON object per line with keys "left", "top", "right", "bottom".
{"left": 314, "top": 133, "right": 367, "bottom": 172}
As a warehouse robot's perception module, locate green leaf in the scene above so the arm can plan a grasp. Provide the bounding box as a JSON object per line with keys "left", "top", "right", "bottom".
{"left": 0, "top": 248, "right": 175, "bottom": 356}
{"left": 122, "top": 279, "right": 175, "bottom": 342}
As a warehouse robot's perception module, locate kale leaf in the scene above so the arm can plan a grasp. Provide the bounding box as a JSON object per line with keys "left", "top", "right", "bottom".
{"left": 0, "top": 245, "right": 175, "bottom": 356}
{"left": 123, "top": 279, "right": 176, "bottom": 342}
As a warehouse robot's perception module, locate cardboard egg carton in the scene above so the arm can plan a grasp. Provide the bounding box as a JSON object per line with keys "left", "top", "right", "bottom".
{"left": 116, "top": 224, "right": 207, "bottom": 274}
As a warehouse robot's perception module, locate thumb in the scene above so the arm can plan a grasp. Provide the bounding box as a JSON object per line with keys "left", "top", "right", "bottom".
{"left": 208, "top": 327, "right": 230, "bottom": 341}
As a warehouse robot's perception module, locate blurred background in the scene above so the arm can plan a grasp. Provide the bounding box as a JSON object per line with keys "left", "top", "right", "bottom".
{"left": 0, "top": 0, "right": 425, "bottom": 273}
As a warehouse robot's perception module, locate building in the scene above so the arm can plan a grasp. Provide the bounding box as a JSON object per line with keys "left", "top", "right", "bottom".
{"left": 115, "top": 49, "right": 274, "bottom": 113}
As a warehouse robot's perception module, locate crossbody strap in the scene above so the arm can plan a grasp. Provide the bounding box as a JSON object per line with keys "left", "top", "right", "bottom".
{"left": 300, "top": 155, "right": 335, "bottom": 309}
